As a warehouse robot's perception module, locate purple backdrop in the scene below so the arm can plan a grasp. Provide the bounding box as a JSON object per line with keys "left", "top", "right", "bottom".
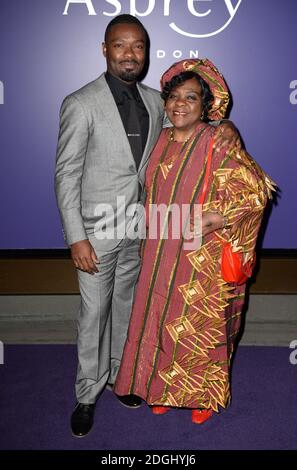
{"left": 0, "top": 0, "right": 296, "bottom": 248}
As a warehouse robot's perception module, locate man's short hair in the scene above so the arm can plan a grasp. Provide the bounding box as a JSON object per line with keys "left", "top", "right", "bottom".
{"left": 104, "top": 14, "right": 148, "bottom": 42}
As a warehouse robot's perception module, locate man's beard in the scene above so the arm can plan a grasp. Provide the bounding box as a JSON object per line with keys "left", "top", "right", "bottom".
{"left": 119, "top": 69, "right": 139, "bottom": 82}
{"left": 118, "top": 60, "right": 141, "bottom": 82}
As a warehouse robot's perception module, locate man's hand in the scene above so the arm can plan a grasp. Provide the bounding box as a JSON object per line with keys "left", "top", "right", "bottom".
{"left": 190, "top": 212, "right": 225, "bottom": 237}
{"left": 70, "top": 239, "right": 99, "bottom": 274}
{"left": 214, "top": 121, "right": 241, "bottom": 153}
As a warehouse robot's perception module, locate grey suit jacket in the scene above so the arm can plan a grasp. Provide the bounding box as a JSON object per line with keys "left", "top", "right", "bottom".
{"left": 55, "top": 73, "right": 164, "bottom": 252}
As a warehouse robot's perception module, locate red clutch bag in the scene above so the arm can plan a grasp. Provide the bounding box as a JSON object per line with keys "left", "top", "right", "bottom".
{"left": 221, "top": 242, "right": 255, "bottom": 285}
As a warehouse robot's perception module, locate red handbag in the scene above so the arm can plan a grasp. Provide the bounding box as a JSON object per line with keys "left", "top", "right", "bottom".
{"left": 221, "top": 242, "right": 255, "bottom": 285}
{"left": 200, "top": 138, "right": 255, "bottom": 285}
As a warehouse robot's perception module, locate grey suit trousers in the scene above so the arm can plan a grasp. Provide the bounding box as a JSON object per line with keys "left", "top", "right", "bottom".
{"left": 75, "top": 236, "right": 141, "bottom": 404}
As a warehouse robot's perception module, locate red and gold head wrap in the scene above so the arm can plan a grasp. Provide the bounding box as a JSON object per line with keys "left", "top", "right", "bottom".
{"left": 160, "top": 58, "right": 229, "bottom": 120}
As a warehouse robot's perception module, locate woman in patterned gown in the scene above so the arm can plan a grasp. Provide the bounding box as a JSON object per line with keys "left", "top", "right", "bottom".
{"left": 114, "top": 59, "right": 275, "bottom": 423}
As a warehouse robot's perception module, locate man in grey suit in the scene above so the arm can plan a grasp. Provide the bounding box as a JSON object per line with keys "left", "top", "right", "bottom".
{"left": 55, "top": 15, "right": 164, "bottom": 438}
{"left": 55, "top": 14, "right": 239, "bottom": 438}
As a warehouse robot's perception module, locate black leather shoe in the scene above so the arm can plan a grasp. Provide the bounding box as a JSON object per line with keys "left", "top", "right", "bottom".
{"left": 116, "top": 394, "right": 142, "bottom": 408}
{"left": 71, "top": 403, "right": 95, "bottom": 438}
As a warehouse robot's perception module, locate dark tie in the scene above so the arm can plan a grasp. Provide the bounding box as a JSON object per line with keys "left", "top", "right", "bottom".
{"left": 122, "top": 88, "right": 143, "bottom": 170}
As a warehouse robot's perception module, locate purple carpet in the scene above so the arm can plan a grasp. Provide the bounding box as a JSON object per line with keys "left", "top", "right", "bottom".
{"left": 0, "top": 345, "right": 296, "bottom": 450}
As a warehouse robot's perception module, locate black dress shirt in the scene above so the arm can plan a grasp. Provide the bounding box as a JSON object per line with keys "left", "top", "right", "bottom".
{"left": 105, "top": 71, "right": 149, "bottom": 170}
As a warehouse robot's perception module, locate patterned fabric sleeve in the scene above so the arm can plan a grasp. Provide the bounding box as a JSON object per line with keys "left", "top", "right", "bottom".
{"left": 205, "top": 149, "right": 277, "bottom": 262}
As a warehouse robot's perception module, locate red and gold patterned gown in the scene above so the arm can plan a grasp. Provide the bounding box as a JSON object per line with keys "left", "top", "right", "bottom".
{"left": 114, "top": 123, "right": 275, "bottom": 412}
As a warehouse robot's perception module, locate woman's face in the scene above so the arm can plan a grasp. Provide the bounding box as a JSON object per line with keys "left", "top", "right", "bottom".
{"left": 165, "top": 77, "right": 203, "bottom": 133}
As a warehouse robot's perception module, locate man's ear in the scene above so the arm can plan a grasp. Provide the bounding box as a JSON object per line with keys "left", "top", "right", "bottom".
{"left": 102, "top": 42, "right": 106, "bottom": 57}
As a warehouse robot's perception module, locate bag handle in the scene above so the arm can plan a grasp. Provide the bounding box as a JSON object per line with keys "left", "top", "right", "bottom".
{"left": 198, "top": 137, "right": 215, "bottom": 206}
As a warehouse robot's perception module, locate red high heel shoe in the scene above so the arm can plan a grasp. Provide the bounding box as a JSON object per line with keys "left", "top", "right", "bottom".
{"left": 151, "top": 406, "right": 170, "bottom": 415}
{"left": 191, "top": 408, "right": 213, "bottom": 424}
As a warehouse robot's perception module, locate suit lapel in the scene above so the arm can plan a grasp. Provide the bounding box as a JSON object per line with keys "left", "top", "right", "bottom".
{"left": 94, "top": 74, "right": 136, "bottom": 169}
{"left": 92, "top": 75, "right": 161, "bottom": 173}
{"left": 137, "top": 83, "right": 160, "bottom": 173}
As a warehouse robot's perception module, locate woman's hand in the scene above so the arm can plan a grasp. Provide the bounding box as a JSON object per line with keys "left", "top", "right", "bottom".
{"left": 190, "top": 211, "right": 226, "bottom": 237}
{"left": 214, "top": 121, "right": 241, "bottom": 152}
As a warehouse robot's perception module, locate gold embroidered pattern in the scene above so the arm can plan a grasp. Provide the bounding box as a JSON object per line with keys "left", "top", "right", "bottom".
{"left": 157, "top": 354, "right": 230, "bottom": 411}
{"left": 207, "top": 150, "right": 276, "bottom": 259}
{"left": 166, "top": 317, "right": 196, "bottom": 342}
{"left": 178, "top": 279, "right": 207, "bottom": 305}
{"left": 187, "top": 245, "right": 213, "bottom": 272}
{"left": 143, "top": 143, "right": 276, "bottom": 412}
{"left": 159, "top": 156, "right": 176, "bottom": 179}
